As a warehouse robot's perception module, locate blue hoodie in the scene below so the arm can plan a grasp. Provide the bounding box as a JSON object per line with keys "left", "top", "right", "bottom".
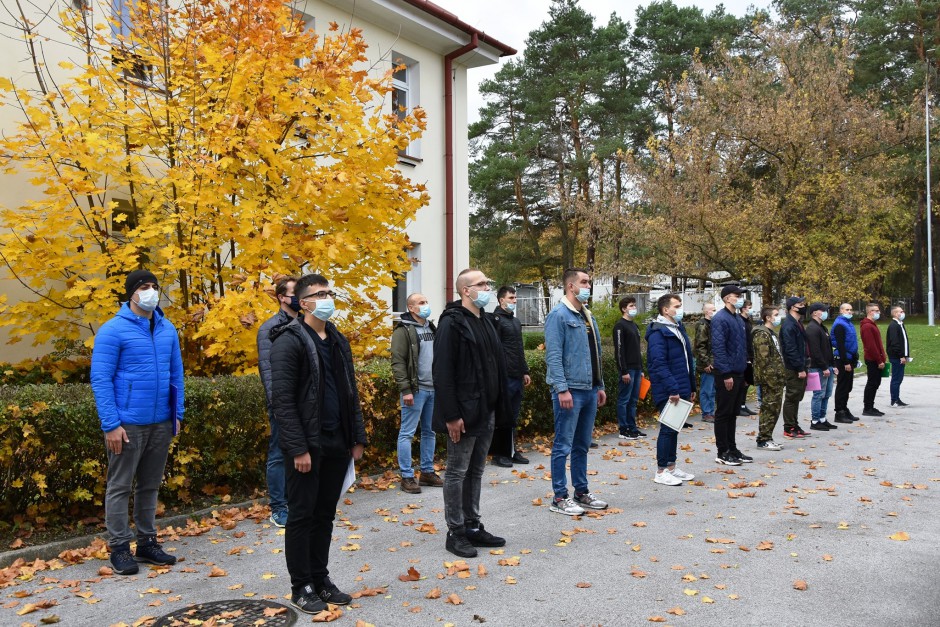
{"left": 91, "top": 303, "right": 184, "bottom": 433}
{"left": 645, "top": 316, "right": 696, "bottom": 407}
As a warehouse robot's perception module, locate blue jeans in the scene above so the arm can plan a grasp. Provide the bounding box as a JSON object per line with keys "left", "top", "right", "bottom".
{"left": 699, "top": 372, "right": 716, "bottom": 416}
{"left": 398, "top": 389, "right": 436, "bottom": 478}
{"left": 655, "top": 402, "right": 678, "bottom": 469}
{"left": 267, "top": 414, "right": 287, "bottom": 514}
{"left": 551, "top": 388, "right": 598, "bottom": 499}
{"left": 616, "top": 370, "right": 642, "bottom": 433}
{"left": 889, "top": 359, "right": 906, "bottom": 403}
{"left": 809, "top": 367, "right": 835, "bottom": 422}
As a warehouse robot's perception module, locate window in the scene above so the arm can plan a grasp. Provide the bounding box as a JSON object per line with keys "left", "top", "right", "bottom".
{"left": 111, "top": 0, "right": 158, "bottom": 86}
{"left": 391, "top": 52, "right": 420, "bottom": 159}
{"left": 391, "top": 244, "right": 421, "bottom": 313}
{"left": 111, "top": 0, "right": 133, "bottom": 41}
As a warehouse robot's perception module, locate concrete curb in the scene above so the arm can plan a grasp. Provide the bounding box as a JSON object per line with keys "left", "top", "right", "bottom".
{"left": 0, "top": 498, "right": 267, "bottom": 569}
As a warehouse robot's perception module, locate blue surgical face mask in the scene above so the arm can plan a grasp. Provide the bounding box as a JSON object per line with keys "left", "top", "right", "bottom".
{"left": 418, "top": 304, "right": 432, "bottom": 319}
{"left": 627, "top": 308, "right": 638, "bottom": 317}
{"left": 312, "top": 298, "right": 335, "bottom": 321}
{"left": 842, "top": 312, "right": 853, "bottom": 320}
{"left": 287, "top": 295, "right": 301, "bottom": 313}
{"left": 576, "top": 287, "right": 591, "bottom": 303}
{"left": 472, "top": 289, "right": 491, "bottom": 309}
{"left": 734, "top": 297, "right": 745, "bottom": 309}
{"left": 673, "top": 308, "right": 684, "bottom": 323}
{"left": 820, "top": 311, "right": 829, "bottom": 322}
{"left": 773, "top": 315, "right": 782, "bottom": 327}
{"left": 505, "top": 303, "right": 516, "bottom": 313}
{"left": 899, "top": 312, "right": 906, "bottom": 321}
{"left": 873, "top": 312, "right": 881, "bottom": 321}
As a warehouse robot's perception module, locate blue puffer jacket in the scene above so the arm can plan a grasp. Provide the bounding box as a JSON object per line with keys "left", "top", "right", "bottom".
{"left": 710, "top": 307, "right": 748, "bottom": 377}
{"left": 91, "top": 303, "right": 185, "bottom": 433}
{"left": 645, "top": 317, "right": 696, "bottom": 407}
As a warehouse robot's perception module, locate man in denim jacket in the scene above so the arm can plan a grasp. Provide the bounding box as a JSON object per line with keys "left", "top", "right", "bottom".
{"left": 545, "top": 268, "right": 608, "bottom": 516}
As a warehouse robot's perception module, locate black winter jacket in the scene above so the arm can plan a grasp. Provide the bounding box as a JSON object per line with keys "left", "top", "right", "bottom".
{"left": 780, "top": 314, "right": 809, "bottom": 372}
{"left": 885, "top": 320, "right": 910, "bottom": 359}
{"left": 269, "top": 317, "right": 368, "bottom": 458}
{"left": 805, "top": 320, "right": 834, "bottom": 369}
{"left": 432, "top": 301, "right": 510, "bottom": 436}
{"left": 257, "top": 309, "right": 294, "bottom": 411}
{"left": 492, "top": 306, "right": 529, "bottom": 379}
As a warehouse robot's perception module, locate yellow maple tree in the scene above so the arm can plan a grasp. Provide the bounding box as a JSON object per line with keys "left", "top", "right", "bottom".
{"left": 0, "top": 0, "right": 427, "bottom": 373}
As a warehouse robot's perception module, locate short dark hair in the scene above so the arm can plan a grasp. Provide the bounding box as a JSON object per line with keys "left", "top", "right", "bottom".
{"left": 743, "top": 299, "right": 752, "bottom": 308}
{"left": 657, "top": 293, "right": 680, "bottom": 315}
{"left": 497, "top": 285, "right": 516, "bottom": 300}
{"left": 760, "top": 306, "right": 777, "bottom": 323}
{"left": 275, "top": 276, "right": 298, "bottom": 298}
{"left": 562, "top": 268, "right": 589, "bottom": 288}
{"left": 619, "top": 296, "right": 636, "bottom": 312}
{"left": 295, "top": 273, "right": 329, "bottom": 299}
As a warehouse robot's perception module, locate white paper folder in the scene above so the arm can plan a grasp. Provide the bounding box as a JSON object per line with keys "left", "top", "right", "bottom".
{"left": 658, "top": 398, "right": 693, "bottom": 431}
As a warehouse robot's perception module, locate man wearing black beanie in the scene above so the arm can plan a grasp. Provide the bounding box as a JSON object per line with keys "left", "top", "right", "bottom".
{"left": 91, "top": 268, "right": 184, "bottom": 575}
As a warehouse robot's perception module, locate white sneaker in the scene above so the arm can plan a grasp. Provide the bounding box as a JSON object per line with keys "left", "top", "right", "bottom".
{"left": 670, "top": 467, "right": 694, "bottom": 481}
{"left": 757, "top": 440, "right": 783, "bottom": 451}
{"left": 654, "top": 469, "right": 682, "bottom": 486}
{"left": 549, "top": 497, "right": 585, "bottom": 516}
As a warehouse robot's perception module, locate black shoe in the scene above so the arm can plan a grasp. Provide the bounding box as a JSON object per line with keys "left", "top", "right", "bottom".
{"left": 820, "top": 420, "right": 837, "bottom": 429}
{"left": 316, "top": 577, "right": 352, "bottom": 606}
{"left": 590, "top": 441, "right": 599, "bottom": 449}
{"left": 446, "top": 531, "right": 478, "bottom": 558}
{"left": 810, "top": 421, "right": 831, "bottom": 431}
{"left": 292, "top": 584, "right": 328, "bottom": 615}
{"left": 741, "top": 405, "right": 758, "bottom": 416}
{"left": 834, "top": 415, "right": 853, "bottom": 424}
{"left": 465, "top": 523, "right": 506, "bottom": 548}
{"left": 110, "top": 543, "right": 139, "bottom": 575}
{"left": 844, "top": 410, "right": 860, "bottom": 421}
{"left": 891, "top": 400, "right": 909, "bottom": 408}
{"left": 634, "top": 429, "right": 647, "bottom": 437}
{"left": 862, "top": 408, "right": 879, "bottom": 417}
{"left": 493, "top": 456, "right": 514, "bottom": 468}
{"left": 135, "top": 537, "right": 176, "bottom": 566}
{"left": 683, "top": 422, "right": 694, "bottom": 428}
{"left": 731, "top": 450, "right": 753, "bottom": 463}
{"left": 716, "top": 452, "right": 742, "bottom": 466}
{"left": 512, "top": 451, "right": 530, "bottom": 464}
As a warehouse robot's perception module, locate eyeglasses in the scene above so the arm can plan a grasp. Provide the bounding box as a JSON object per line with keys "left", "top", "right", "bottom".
{"left": 467, "top": 280, "right": 495, "bottom": 290}
{"left": 300, "top": 290, "right": 335, "bottom": 301}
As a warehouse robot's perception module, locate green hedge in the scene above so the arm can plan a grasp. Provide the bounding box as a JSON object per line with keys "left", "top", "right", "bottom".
{"left": 0, "top": 350, "right": 655, "bottom": 525}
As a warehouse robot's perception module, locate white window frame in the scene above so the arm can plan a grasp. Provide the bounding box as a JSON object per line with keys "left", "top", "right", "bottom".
{"left": 391, "top": 51, "right": 421, "bottom": 160}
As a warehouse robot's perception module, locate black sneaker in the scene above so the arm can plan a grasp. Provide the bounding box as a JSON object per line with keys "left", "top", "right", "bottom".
{"left": 618, "top": 431, "right": 638, "bottom": 440}
{"left": 493, "top": 456, "right": 514, "bottom": 468}
{"left": 590, "top": 441, "right": 599, "bottom": 449}
{"left": 715, "top": 452, "right": 742, "bottom": 466}
{"left": 845, "top": 410, "right": 860, "bottom": 421}
{"left": 110, "top": 543, "right": 139, "bottom": 575}
{"left": 891, "top": 400, "right": 909, "bottom": 407}
{"left": 634, "top": 429, "right": 647, "bottom": 437}
{"left": 512, "top": 451, "right": 530, "bottom": 464}
{"left": 833, "top": 411, "right": 853, "bottom": 424}
{"left": 731, "top": 450, "right": 753, "bottom": 463}
{"left": 820, "top": 420, "right": 837, "bottom": 429}
{"left": 135, "top": 537, "right": 176, "bottom": 566}
{"left": 291, "top": 584, "right": 328, "bottom": 615}
{"left": 316, "top": 577, "right": 352, "bottom": 605}
{"left": 446, "top": 531, "right": 478, "bottom": 557}
{"left": 810, "top": 421, "right": 830, "bottom": 431}
{"left": 465, "top": 523, "right": 506, "bottom": 547}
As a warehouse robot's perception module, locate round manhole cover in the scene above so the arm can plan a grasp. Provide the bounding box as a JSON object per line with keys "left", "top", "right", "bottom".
{"left": 152, "top": 599, "right": 297, "bottom": 626}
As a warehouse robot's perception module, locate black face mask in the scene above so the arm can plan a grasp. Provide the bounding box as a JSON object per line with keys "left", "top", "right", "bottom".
{"left": 796, "top": 307, "right": 806, "bottom": 316}
{"left": 287, "top": 295, "right": 301, "bottom": 313}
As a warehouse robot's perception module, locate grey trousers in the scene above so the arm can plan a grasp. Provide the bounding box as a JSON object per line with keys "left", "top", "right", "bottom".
{"left": 105, "top": 421, "right": 173, "bottom": 547}
{"left": 443, "top": 412, "right": 494, "bottom": 533}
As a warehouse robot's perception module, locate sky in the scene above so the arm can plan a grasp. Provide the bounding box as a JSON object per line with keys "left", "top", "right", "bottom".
{"left": 430, "top": 0, "right": 765, "bottom": 122}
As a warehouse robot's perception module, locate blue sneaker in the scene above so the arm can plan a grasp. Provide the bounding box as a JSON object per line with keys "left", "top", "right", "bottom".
{"left": 270, "top": 510, "right": 288, "bottom": 528}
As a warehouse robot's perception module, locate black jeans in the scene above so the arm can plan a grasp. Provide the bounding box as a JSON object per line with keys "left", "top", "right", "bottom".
{"left": 284, "top": 429, "right": 350, "bottom": 596}
{"left": 490, "top": 377, "right": 524, "bottom": 457}
{"left": 863, "top": 360, "right": 882, "bottom": 409}
{"left": 714, "top": 373, "right": 742, "bottom": 456}
{"left": 833, "top": 361, "right": 854, "bottom": 412}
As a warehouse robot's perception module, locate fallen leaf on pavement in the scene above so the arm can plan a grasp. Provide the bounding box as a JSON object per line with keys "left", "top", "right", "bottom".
{"left": 648, "top": 617, "right": 667, "bottom": 623}
{"left": 702, "top": 596, "right": 715, "bottom": 604}
{"left": 312, "top": 606, "right": 343, "bottom": 622}
{"left": 399, "top": 566, "right": 421, "bottom": 582}
{"left": 208, "top": 567, "right": 227, "bottom": 577}
{"left": 888, "top": 532, "right": 910, "bottom": 541}
{"left": 351, "top": 586, "right": 387, "bottom": 599}
{"left": 425, "top": 587, "right": 442, "bottom": 599}
{"left": 445, "top": 594, "right": 463, "bottom": 605}
{"left": 757, "top": 541, "right": 774, "bottom": 551}
{"left": 16, "top": 599, "right": 58, "bottom": 615}
{"left": 793, "top": 580, "right": 808, "bottom": 591}
{"left": 576, "top": 582, "right": 592, "bottom": 588}
{"left": 667, "top": 607, "right": 686, "bottom": 616}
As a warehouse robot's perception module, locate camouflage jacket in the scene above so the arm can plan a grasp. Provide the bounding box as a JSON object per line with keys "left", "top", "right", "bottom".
{"left": 692, "top": 317, "right": 712, "bottom": 374}
{"left": 752, "top": 324, "right": 785, "bottom": 386}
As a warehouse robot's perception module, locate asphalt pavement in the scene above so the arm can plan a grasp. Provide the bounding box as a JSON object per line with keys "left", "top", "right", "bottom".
{"left": 2, "top": 377, "right": 938, "bottom": 626}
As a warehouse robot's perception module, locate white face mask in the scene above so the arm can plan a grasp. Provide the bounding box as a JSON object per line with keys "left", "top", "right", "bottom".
{"left": 627, "top": 308, "right": 638, "bottom": 317}
{"left": 135, "top": 288, "right": 160, "bottom": 312}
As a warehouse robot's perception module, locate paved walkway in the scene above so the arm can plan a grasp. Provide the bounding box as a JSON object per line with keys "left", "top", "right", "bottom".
{"left": 2, "top": 378, "right": 938, "bottom": 626}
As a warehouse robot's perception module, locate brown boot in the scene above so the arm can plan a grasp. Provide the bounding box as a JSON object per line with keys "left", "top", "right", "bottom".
{"left": 418, "top": 471, "right": 443, "bottom": 487}
{"left": 400, "top": 477, "right": 422, "bottom": 494}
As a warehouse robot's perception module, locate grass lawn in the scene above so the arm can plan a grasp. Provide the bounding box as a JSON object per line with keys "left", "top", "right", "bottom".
{"left": 889, "top": 315, "right": 940, "bottom": 376}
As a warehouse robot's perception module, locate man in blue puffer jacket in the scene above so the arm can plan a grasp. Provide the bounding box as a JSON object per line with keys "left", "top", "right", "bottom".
{"left": 710, "top": 285, "right": 751, "bottom": 466}
{"left": 91, "top": 269, "right": 184, "bottom": 576}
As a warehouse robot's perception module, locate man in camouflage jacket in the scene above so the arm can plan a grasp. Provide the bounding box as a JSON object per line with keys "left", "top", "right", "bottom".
{"left": 752, "top": 305, "right": 786, "bottom": 451}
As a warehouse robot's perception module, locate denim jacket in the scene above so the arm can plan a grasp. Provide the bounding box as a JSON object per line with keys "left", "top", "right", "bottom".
{"left": 544, "top": 299, "right": 604, "bottom": 393}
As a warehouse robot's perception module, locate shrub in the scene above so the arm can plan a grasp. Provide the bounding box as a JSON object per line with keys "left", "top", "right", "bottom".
{"left": 522, "top": 331, "right": 544, "bottom": 350}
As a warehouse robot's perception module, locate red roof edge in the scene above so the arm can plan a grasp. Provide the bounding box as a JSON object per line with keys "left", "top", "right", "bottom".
{"left": 398, "top": 0, "right": 517, "bottom": 56}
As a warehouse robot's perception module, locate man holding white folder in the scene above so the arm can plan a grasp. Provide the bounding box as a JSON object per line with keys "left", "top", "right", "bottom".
{"left": 645, "top": 293, "right": 697, "bottom": 486}
{"left": 710, "top": 285, "right": 752, "bottom": 466}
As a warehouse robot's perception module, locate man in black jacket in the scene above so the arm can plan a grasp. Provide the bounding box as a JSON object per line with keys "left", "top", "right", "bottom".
{"left": 433, "top": 268, "right": 509, "bottom": 558}
{"left": 805, "top": 302, "right": 837, "bottom": 431}
{"left": 613, "top": 296, "right": 646, "bottom": 439}
{"left": 780, "top": 296, "right": 811, "bottom": 439}
{"left": 257, "top": 276, "right": 299, "bottom": 528}
{"left": 886, "top": 305, "right": 911, "bottom": 407}
{"left": 490, "top": 286, "right": 532, "bottom": 467}
{"left": 270, "top": 273, "right": 368, "bottom": 615}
